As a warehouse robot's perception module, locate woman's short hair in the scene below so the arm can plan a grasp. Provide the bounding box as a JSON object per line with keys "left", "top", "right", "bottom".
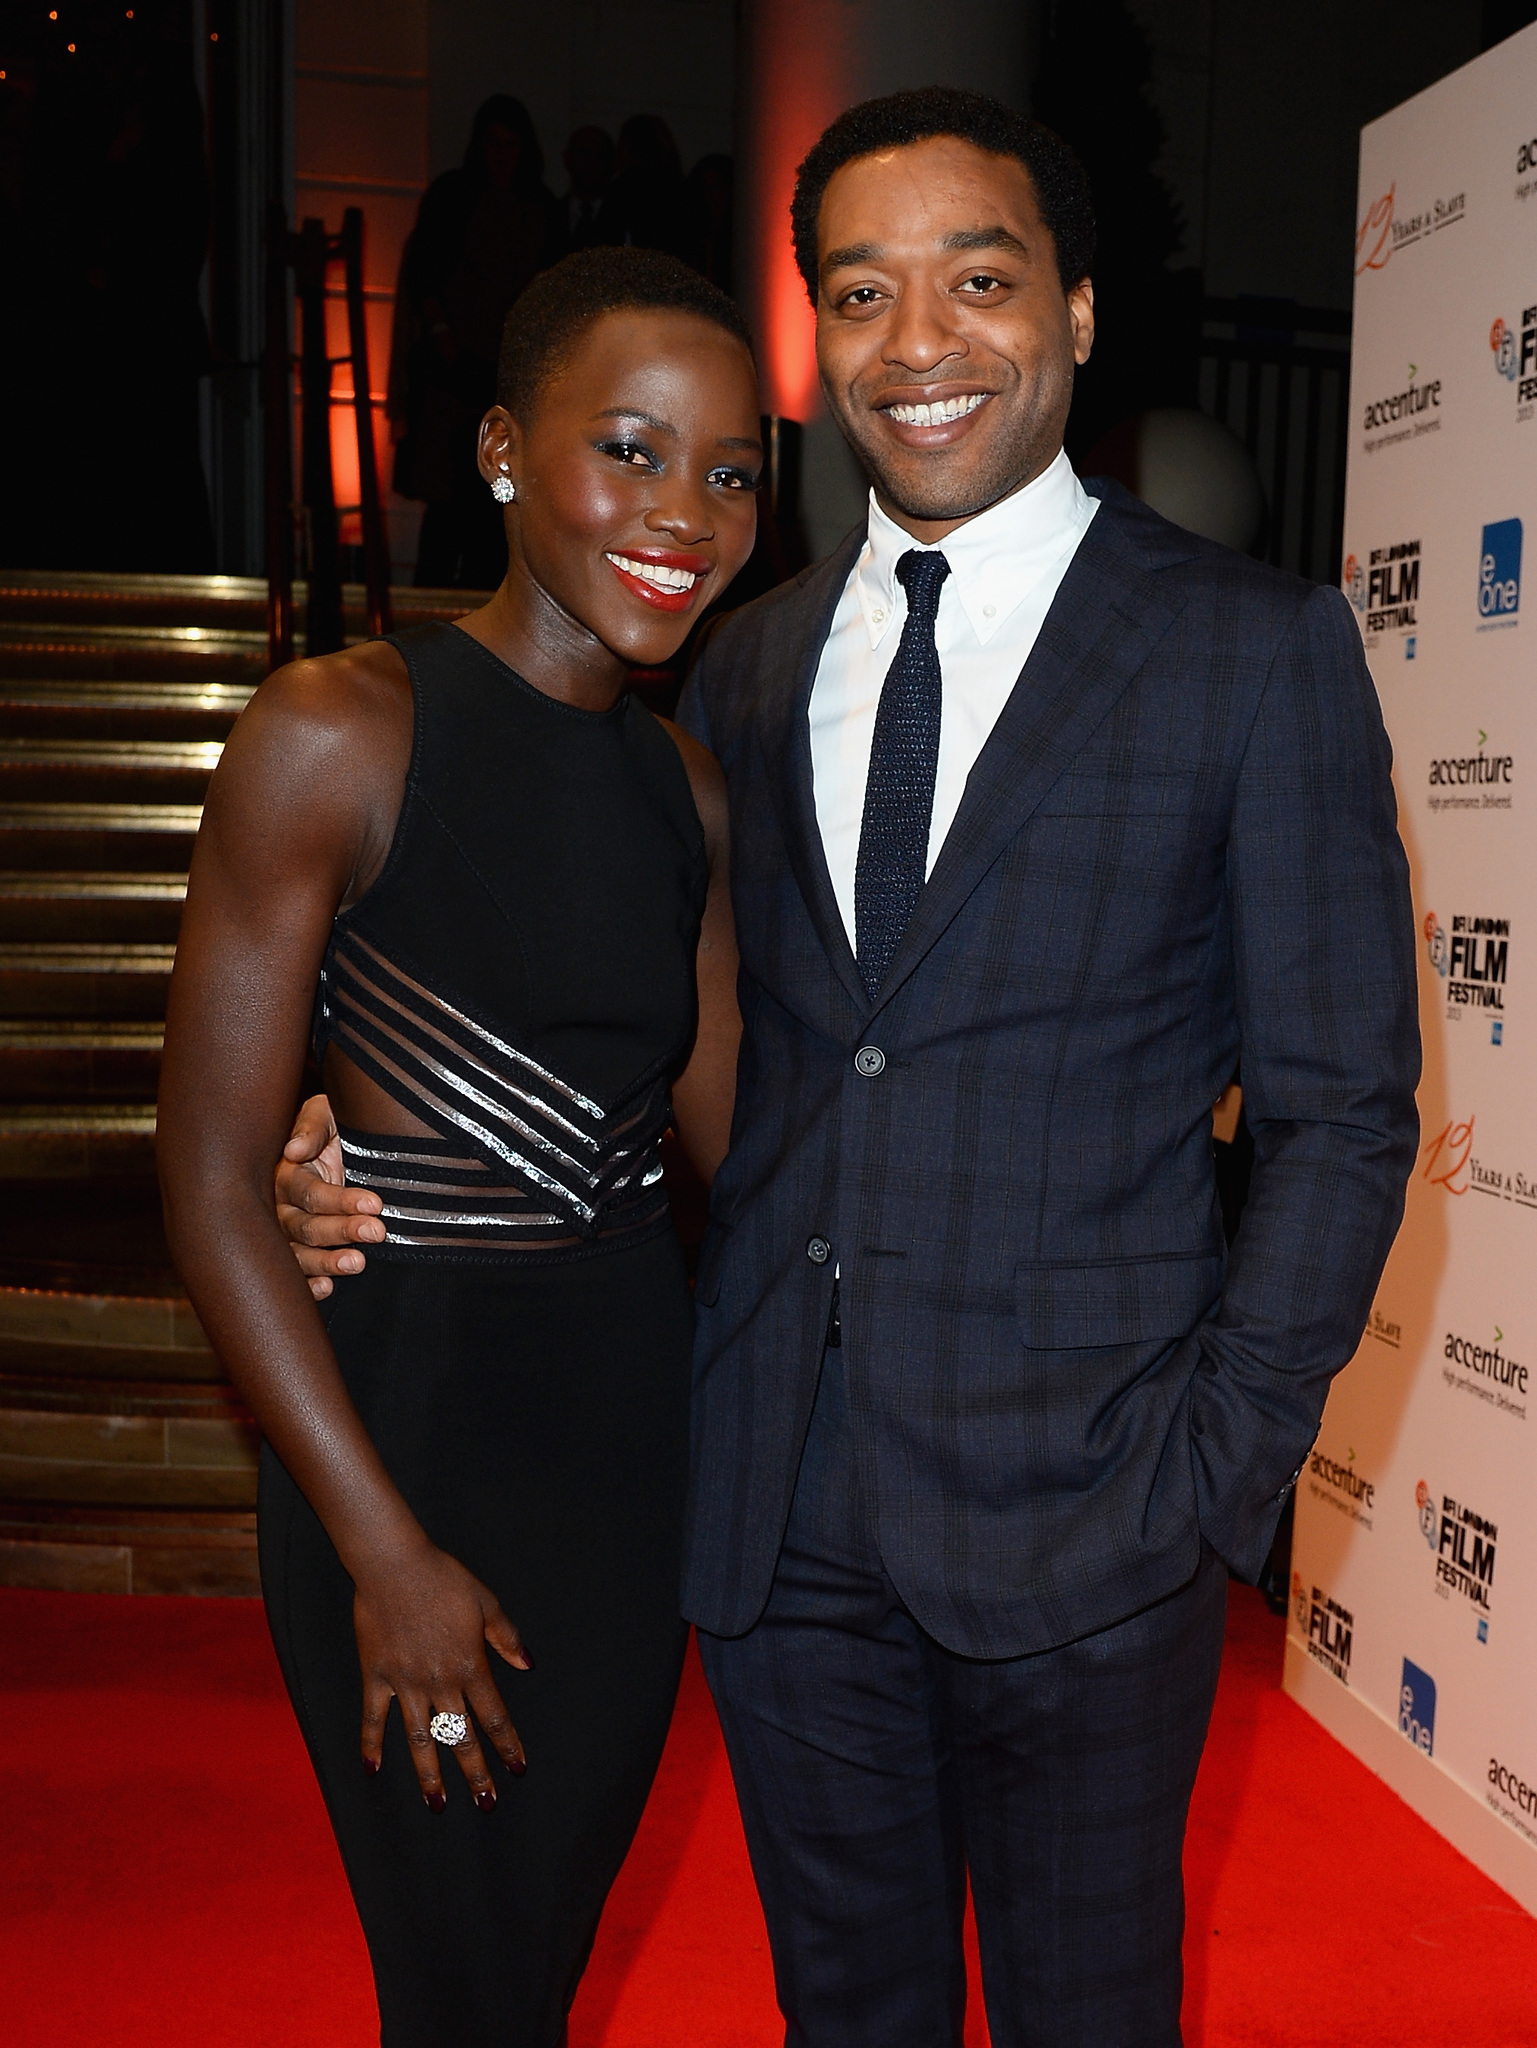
{"left": 790, "top": 87, "right": 1096, "bottom": 302}
{"left": 497, "top": 247, "right": 754, "bottom": 422}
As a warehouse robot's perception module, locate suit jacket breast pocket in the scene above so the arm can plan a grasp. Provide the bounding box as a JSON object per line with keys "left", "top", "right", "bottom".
{"left": 1032, "top": 767, "right": 1200, "bottom": 820}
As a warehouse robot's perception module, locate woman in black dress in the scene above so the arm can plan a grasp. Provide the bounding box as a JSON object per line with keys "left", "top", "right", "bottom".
{"left": 158, "top": 249, "right": 759, "bottom": 2046}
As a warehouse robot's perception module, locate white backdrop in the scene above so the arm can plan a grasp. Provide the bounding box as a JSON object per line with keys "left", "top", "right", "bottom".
{"left": 1283, "top": 21, "right": 1537, "bottom": 1914}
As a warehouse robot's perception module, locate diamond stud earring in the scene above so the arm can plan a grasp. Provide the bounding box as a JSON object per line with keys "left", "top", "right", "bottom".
{"left": 490, "top": 473, "right": 516, "bottom": 504}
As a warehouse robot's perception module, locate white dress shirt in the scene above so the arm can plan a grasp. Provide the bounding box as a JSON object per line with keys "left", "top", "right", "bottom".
{"left": 808, "top": 447, "right": 1098, "bottom": 953}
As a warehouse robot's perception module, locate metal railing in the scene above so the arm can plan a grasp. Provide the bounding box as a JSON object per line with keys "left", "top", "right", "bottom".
{"left": 263, "top": 204, "right": 392, "bottom": 671}
{"left": 1198, "top": 297, "right": 1352, "bottom": 586}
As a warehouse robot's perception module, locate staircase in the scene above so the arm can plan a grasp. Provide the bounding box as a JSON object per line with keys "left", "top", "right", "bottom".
{"left": 0, "top": 572, "right": 476, "bottom": 1594}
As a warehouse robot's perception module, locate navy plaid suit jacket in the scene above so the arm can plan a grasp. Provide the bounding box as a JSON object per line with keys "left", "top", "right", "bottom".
{"left": 676, "top": 478, "right": 1419, "bottom": 1658}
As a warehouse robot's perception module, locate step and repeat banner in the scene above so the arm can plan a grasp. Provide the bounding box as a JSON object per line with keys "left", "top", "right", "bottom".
{"left": 1283, "top": 22, "right": 1537, "bottom": 1913}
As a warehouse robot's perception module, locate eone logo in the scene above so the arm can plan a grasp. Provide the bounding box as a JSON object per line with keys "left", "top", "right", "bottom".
{"left": 1479, "top": 519, "right": 1522, "bottom": 618}
{"left": 1400, "top": 1658, "right": 1436, "bottom": 1755}
{"left": 1343, "top": 554, "right": 1366, "bottom": 610}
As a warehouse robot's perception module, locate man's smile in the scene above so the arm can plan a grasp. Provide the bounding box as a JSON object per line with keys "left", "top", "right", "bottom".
{"left": 873, "top": 386, "right": 997, "bottom": 447}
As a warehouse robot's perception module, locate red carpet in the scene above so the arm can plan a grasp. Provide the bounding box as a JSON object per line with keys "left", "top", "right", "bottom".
{"left": 3, "top": 1583, "right": 1535, "bottom": 2045}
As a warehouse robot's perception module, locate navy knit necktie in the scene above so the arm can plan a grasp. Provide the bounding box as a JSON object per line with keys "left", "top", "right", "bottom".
{"left": 854, "top": 549, "right": 951, "bottom": 1000}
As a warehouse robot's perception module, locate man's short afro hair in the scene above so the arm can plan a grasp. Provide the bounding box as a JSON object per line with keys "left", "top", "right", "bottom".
{"left": 791, "top": 87, "right": 1096, "bottom": 302}
{"left": 497, "top": 246, "right": 754, "bottom": 422}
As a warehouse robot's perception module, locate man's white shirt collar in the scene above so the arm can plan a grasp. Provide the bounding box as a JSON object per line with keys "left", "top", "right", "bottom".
{"left": 852, "top": 446, "right": 1095, "bottom": 650}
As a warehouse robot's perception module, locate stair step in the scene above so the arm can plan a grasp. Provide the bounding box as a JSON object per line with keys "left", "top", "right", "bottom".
{"left": 0, "top": 570, "right": 269, "bottom": 631}
{"left": 0, "top": 568, "right": 481, "bottom": 635}
{"left": 0, "top": 1105, "right": 157, "bottom": 1176}
{"left": 0, "top": 1176, "right": 181, "bottom": 1293}
{"left": 0, "top": 803, "right": 201, "bottom": 870}
{"left": 0, "top": 623, "right": 266, "bottom": 684}
{"left": 0, "top": 1502, "right": 259, "bottom": 1596}
{"left": 0, "top": 872, "right": 185, "bottom": 942}
{"left": 0, "top": 1405, "right": 255, "bottom": 1466}
{"left": 0, "top": 943, "right": 175, "bottom": 1017}
{"left": 0, "top": 1452, "right": 256, "bottom": 1508}
{"left": 0, "top": 1332, "right": 218, "bottom": 1387}
{"left": 0, "top": 680, "right": 252, "bottom": 740}
{"left": 0, "top": 1021, "right": 163, "bottom": 1099}
{"left": 0, "top": 739, "right": 221, "bottom": 803}
{"left": 0, "top": 1282, "right": 203, "bottom": 1349}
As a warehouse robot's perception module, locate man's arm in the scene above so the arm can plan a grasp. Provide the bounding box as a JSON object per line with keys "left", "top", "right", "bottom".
{"left": 1190, "top": 582, "right": 1420, "bottom": 1577}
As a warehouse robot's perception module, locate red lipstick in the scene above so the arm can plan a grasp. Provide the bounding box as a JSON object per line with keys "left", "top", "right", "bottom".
{"left": 604, "top": 546, "right": 711, "bottom": 614}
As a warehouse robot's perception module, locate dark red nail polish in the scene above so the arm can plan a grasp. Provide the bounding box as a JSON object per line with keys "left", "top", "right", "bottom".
{"left": 475, "top": 1789, "right": 496, "bottom": 1812}
{"left": 363, "top": 1757, "right": 380, "bottom": 1778}
{"left": 519, "top": 1649, "right": 536, "bottom": 1671}
{"left": 508, "top": 1756, "right": 526, "bottom": 1778}
{"left": 425, "top": 1790, "right": 446, "bottom": 1813}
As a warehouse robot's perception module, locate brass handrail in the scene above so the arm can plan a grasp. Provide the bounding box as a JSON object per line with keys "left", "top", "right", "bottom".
{"left": 263, "top": 205, "right": 394, "bottom": 673}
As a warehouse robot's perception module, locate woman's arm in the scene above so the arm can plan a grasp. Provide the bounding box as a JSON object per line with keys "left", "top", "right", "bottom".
{"left": 159, "top": 651, "right": 530, "bottom": 1807}
{"left": 659, "top": 720, "right": 740, "bottom": 1184}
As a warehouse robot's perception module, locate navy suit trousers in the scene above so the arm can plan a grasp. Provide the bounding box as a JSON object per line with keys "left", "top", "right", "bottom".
{"left": 698, "top": 1347, "right": 1228, "bottom": 2048}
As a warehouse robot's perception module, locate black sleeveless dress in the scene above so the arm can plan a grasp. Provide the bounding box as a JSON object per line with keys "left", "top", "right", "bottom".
{"left": 257, "top": 623, "right": 705, "bottom": 2048}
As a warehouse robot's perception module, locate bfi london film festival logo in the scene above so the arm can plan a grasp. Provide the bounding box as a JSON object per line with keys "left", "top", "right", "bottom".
{"left": 1416, "top": 1478, "right": 1498, "bottom": 1624}
{"left": 1442, "top": 1324, "right": 1529, "bottom": 1423}
{"left": 1488, "top": 308, "right": 1537, "bottom": 418}
{"left": 1425, "top": 729, "right": 1513, "bottom": 814}
{"left": 1519, "top": 132, "right": 1537, "bottom": 202}
{"left": 1306, "top": 1444, "right": 1375, "bottom": 1528}
{"left": 1356, "top": 182, "right": 1466, "bottom": 274}
{"left": 1360, "top": 362, "right": 1442, "bottom": 454}
{"left": 1291, "top": 1571, "right": 1353, "bottom": 1685}
{"left": 1399, "top": 1657, "right": 1436, "bottom": 1756}
{"left": 1423, "top": 909, "right": 1510, "bottom": 1042}
{"left": 1343, "top": 537, "right": 1419, "bottom": 655}
{"left": 1422, "top": 1110, "right": 1537, "bottom": 1213}
{"left": 1477, "top": 518, "right": 1522, "bottom": 629}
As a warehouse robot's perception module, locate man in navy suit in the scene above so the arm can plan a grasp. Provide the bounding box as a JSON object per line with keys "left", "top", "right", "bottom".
{"left": 672, "top": 90, "right": 1416, "bottom": 2047}
{"left": 281, "top": 87, "right": 1418, "bottom": 2048}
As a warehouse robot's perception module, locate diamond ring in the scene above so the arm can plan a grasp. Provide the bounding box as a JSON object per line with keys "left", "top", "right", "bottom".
{"left": 429, "top": 1711, "right": 469, "bottom": 1746}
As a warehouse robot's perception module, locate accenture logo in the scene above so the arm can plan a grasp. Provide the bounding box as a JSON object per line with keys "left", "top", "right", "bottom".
{"left": 1362, "top": 365, "right": 1442, "bottom": 433}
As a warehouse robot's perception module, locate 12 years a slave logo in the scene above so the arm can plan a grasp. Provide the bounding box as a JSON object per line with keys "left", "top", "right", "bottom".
{"left": 1437, "top": 1114, "right": 1537, "bottom": 1213}
{"left": 1422, "top": 1113, "right": 1473, "bottom": 1193}
{"left": 1356, "top": 182, "right": 1466, "bottom": 273}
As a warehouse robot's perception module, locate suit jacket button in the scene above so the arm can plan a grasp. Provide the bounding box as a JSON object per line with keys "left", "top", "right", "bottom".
{"left": 854, "top": 1045, "right": 886, "bottom": 1077}
{"left": 806, "top": 1236, "right": 831, "bottom": 1264}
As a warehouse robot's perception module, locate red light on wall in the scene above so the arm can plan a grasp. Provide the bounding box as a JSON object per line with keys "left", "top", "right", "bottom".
{"left": 736, "top": 0, "right": 859, "bottom": 423}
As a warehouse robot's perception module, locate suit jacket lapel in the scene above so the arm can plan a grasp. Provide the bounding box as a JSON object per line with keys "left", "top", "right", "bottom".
{"left": 759, "top": 528, "right": 868, "bottom": 1011}
{"left": 871, "top": 495, "right": 1194, "bottom": 1012}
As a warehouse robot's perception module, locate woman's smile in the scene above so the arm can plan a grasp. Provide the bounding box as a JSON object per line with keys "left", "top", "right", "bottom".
{"left": 604, "top": 545, "right": 712, "bottom": 612}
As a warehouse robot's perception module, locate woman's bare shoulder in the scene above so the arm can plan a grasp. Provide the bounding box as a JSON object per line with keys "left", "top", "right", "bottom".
{"left": 653, "top": 712, "right": 728, "bottom": 841}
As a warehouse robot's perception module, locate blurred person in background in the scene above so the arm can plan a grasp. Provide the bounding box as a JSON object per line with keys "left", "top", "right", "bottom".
{"left": 562, "top": 124, "right": 615, "bottom": 251}
{"left": 683, "top": 151, "right": 734, "bottom": 292}
{"left": 595, "top": 113, "right": 690, "bottom": 259}
{"left": 389, "top": 95, "right": 562, "bottom": 590}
